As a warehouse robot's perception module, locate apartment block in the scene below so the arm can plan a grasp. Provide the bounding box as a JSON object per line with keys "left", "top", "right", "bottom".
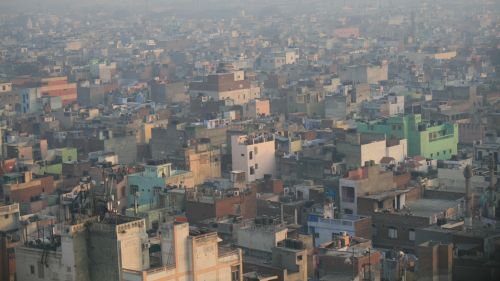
{"left": 231, "top": 133, "right": 276, "bottom": 182}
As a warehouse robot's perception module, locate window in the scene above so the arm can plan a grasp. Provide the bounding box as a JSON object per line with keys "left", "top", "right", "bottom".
{"left": 30, "top": 265, "right": 35, "bottom": 274}
{"left": 249, "top": 167, "right": 255, "bottom": 175}
{"left": 314, "top": 232, "right": 319, "bottom": 238}
{"left": 409, "top": 229, "right": 415, "bottom": 241}
{"left": 255, "top": 164, "right": 258, "bottom": 170}
{"left": 254, "top": 147, "right": 258, "bottom": 155}
{"left": 249, "top": 151, "right": 253, "bottom": 160}
{"left": 297, "top": 255, "right": 303, "bottom": 261}
{"left": 344, "top": 208, "right": 353, "bottom": 214}
{"left": 341, "top": 186, "right": 355, "bottom": 203}
{"left": 231, "top": 266, "right": 240, "bottom": 281}
{"left": 240, "top": 153, "right": 245, "bottom": 157}
{"left": 372, "top": 224, "right": 377, "bottom": 237}
{"left": 437, "top": 152, "right": 440, "bottom": 156}
{"left": 388, "top": 227, "right": 398, "bottom": 239}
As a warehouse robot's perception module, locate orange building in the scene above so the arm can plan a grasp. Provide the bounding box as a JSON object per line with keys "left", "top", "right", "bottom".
{"left": 38, "top": 76, "right": 77, "bottom": 105}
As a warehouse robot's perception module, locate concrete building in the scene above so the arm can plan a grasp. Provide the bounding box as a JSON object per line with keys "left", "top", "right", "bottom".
{"left": 189, "top": 70, "right": 261, "bottom": 105}
{"left": 361, "top": 94, "right": 405, "bottom": 119}
{"left": 237, "top": 221, "right": 288, "bottom": 259}
{"left": 306, "top": 202, "right": 371, "bottom": 247}
{"left": 123, "top": 222, "right": 243, "bottom": 281}
{"left": 19, "top": 88, "right": 40, "bottom": 114}
{"left": 338, "top": 164, "right": 397, "bottom": 215}
{"left": 242, "top": 237, "right": 308, "bottom": 281}
{"left": 286, "top": 87, "right": 325, "bottom": 117}
{"left": 325, "top": 94, "right": 352, "bottom": 120}
{"left": 316, "top": 234, "right": 381, "bottom": 281}
{"left": 372, "top": 198, "right": 462, "bottom": 250}
{"left": 150, "top": 79, "right": 188, "bottom": 104}
{"left": 105, "top": 135, "right": 138, "bottom": 164}
{"left": 77, "top": 81, "right": 116, "bottom": 107}
{"left": 357, "top": 114, "right": 458, "bottom": 160}
{"left": 184, "top": 144, "right": 222, "bottom": 186}
{"left": 416, "top": 241, "right": 453, "bottom": 281}
{"left": 127, "top": 160, "right": 194, "bottom": 208}
{"left": 339, "top": 61, "right": 388, "bottom": 84}
{"left": 2, "top": 171, "right": 55, "bottom": 214}
{"left": 38, "top": 77, "right": 77, "bottom": 106}
{"left": 336, "top": 132, "right": 407, "bottom": 169}
{"left": 16, "top": 216, "right": 150, "bottom": 281}
{"left": 0, "top": 203, "right": 20, "bottom": 232}
{"left": 186, "top": 185, "right": 257, "bottom": 223}
{"left": 231, "top": 133, "right": 276, "bottom": 182}
{"left": 243, "top": 98, "right": 271, "bottom": 119}
{"left": 90, "top": 61, "right": 117, "bottom": 83}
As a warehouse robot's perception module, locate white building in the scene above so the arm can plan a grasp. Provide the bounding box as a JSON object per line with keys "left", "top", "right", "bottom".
{"left": 231, "top": 134, "right": 276, "bottom": 182}
{"left": 337, "top": 133, "right": 407, "bottom": 169}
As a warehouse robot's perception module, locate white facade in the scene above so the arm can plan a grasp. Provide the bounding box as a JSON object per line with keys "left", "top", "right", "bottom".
{"left": 237, "top": 225, "right": 288, "bottom": 254}
{"left": 231, "top": 134, "right": 276, "bottom": 182}
{"left": 384, "top": 95, "right": 405, "bottom": 116}
{"left": 385, "top": 139, "right": 408, "bottom": 163}
{"left": 359, "top": 140, "right": 387, "bottom": 166}
{"left": 308, "top": 213, "right": 367, "bottom": 247}
{"left": 338, "top": 136, "right": 408, "bottom": 169}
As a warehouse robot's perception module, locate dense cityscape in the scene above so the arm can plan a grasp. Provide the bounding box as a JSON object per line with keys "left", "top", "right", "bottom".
{"left": 0, "top": 0, "right": 499, "bottom": 280}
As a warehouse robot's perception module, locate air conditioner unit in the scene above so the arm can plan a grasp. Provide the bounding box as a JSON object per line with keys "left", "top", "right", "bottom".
{"left": 143, "top": 242, "right": 151, "bottom": 249}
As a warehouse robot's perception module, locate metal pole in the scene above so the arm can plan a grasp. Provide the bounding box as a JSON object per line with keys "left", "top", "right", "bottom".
{"left": 464, "top": 165, "right": 473, "bottom": 229}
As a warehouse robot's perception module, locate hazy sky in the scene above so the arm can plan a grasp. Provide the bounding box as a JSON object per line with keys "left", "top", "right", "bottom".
{"left": 0, "top": 0, "right": 496, "bottom": 17}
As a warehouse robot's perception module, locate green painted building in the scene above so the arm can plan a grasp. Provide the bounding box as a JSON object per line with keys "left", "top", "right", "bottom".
{"left": 357, "top": 114, "right": 458, "bottom": 160}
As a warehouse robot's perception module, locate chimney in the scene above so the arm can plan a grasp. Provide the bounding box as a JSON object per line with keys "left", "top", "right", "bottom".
{"left": 463, "top": 165, "right": 473, "bottom": 229}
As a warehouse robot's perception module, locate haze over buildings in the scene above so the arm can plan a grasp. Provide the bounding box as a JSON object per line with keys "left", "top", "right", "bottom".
{"left": 0, "top": 1, "right": 499, "bottom": 281}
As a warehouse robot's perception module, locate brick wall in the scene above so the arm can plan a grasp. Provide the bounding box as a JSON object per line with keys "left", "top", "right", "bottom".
{"left": 354, "top": 217, "right": 373, "bottom": 239}
{"left": 186, "top": 201, "right": 216, "bottom": 223}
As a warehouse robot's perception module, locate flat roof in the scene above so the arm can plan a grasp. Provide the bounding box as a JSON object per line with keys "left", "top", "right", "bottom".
{"left": 406, "top": 199, "right": 460, "bottom": 217}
